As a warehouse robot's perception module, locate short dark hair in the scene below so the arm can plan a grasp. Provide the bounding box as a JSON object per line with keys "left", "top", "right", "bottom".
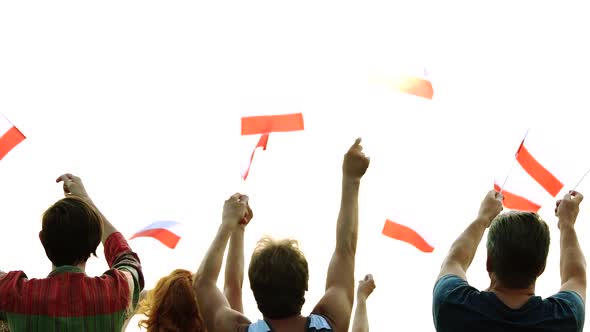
{"left": 486, "top": 211, "right": 550, "bottom": 288}
{"left": 248, "top": 237, "right": 309, "bottom": 319}
{"left": 40, "top": 197, "right": 103, "bottom": 267}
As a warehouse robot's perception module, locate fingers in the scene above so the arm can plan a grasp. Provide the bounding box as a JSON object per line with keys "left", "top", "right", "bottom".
{"left": 570, "top": 190, "right": 584, "bottom": 204}
{"left": 349, "top": 137, "right": 363, "bottom": 152}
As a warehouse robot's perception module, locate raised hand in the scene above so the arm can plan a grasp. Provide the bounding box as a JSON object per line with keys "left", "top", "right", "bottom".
{"left": 478, "top": 190, "right": 503, "bottom": 226}
{"left": 556, "top": 190, "right": 584, "bottom": 229}
{"left": 357, "top": 274, "right": 376, "bottom": 300}
{"left": 343, "top": 138, "right": 370, "bottom": 180}
{"left": 222, "top": 193, "right": 250, "bottom": 229}
{"left": 56, "top": 173, "right": 90, "bottom": 200}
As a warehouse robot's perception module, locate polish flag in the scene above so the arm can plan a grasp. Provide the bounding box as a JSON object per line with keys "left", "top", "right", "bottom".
{"left": 497, "top": 133, "right": 563, "bottom": 212}
{"left": 129, "top": 221, "right": 182, "bottom": 249}
{"left": 382, "top": 219, "right": 434, "bottom": 253}
{"left": 370, "top": 67, "right": 433, "bottom": 99}
{"left": 0, "top": 113, "right": 26, "bottom": 160}
{"left": 240, "top": 113, "right": 304, "bottom": 180}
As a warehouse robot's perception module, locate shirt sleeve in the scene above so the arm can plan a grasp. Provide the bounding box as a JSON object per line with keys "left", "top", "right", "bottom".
{"left": 103, "top": 232, "right": 145, "bottom": 309}
{"left": 550, "top": 291, "right": 585, "bottom": 331}
{"left": 0, "top": 271, "right": 28, "bottom": 320}
{"left": 432, "top": 274, "right": 471, "bottom": 325}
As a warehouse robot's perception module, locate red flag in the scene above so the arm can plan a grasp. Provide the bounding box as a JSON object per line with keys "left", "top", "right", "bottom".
{"left": 515, "top": 142, "right": 563, "bottom": 197}
{"left": 241, "top": 113, "right": 304, "bottom": 135}
{"left": 494, "top": 183, "right": 541, "bottom": 212}
{"left": 242, "top": 134, "right": 269, "bottom": 180}
{"left": 382, "top": 219, "right": 434, "bottom": 253}
{"left": 0, "top": 114, "right": 25, "bottom": 160}
{"left": 397, "top": 75, "right": 434, "bottom": 99}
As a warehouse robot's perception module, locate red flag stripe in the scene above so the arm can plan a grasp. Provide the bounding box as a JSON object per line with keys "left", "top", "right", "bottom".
{"left": 515, "top": 143, "right": 563, "bottom": 197}
{"left": 129, "top": 228, "right": 181, "bottom": 249}
{"left": 494, "top": 183, "right": 541, "bottom": 212}
{"left": 0, "top": 126, "right": 25, "bottom": 160}
{"left": 382, "top": 219, "right": 434, "bottom": 253}
{"left": 241, "top": 113, "right": 304, "bottom": 136}
{"left": 242, "top": 134, "right": 269, "bottom": 180}
{"left": 398, "top": 75, "right": 433, "bottom": 99}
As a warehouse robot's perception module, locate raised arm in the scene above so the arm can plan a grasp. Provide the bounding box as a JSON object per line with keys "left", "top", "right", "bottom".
{"left": 437, "top": 190, "right": 503, "bottom": 281}
{"left": 56, "top": 174, "right": 144, "bottom": 315}
{"left": 224, "top": 208, "right": 252, "bottom": 314}
{"left": 352, "top": 274, "right": 376, "bottom": 332}
{"left": 313, "top": 138, "right": 370, "bottom": 331}
{"left": 56, "top": 174, "right": 118, "bottom": 244}
{"left": 194, "top": 193, "right": 252, "bottom": 332}
{"left": 556, "top": 191, "right": 586, "bottom": 302}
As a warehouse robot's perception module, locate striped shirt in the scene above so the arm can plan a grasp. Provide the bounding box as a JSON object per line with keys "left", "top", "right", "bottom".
{"left": 0, "top": 232, "right": 144, "bottom": 331}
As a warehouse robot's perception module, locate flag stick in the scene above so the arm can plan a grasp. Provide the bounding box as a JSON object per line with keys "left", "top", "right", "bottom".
{"left": 573, "top": 167, "right": 590, "bottom": 192}
{"left": 499, "top": 129, "right": 530, "bottom": 194}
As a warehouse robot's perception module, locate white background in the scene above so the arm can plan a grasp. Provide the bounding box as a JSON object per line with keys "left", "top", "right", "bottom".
{"left": 1, "top": 1, "right": 590, "bottom": 331}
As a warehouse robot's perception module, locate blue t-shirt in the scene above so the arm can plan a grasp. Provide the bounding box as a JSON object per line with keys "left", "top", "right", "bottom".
{"left": 433, "top": 274, "right": 585, "bottom": 332}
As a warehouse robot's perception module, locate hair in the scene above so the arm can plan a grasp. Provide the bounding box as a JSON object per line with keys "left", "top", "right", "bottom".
{"left": 248, "top": 236, "right": 309, "bottom": 319}
{"left": 486, "top": 211, "right": 550, "bottom": 288}
{"left": 137, "top": 269, "right": 204, "bottom": 332}
{"left": 40, "top": 197, "right": 103, "bottom": 267}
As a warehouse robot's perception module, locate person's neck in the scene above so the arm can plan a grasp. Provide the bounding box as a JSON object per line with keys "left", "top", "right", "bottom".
{"left": 52, "top": 262, "right": 86, "bottom": 272}
{"left": 487, "top": 276, "right": 535, "bottom": 309}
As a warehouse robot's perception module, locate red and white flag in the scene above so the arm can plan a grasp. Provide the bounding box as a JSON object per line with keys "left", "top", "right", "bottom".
{"left": 370, "top": 67, "right": 433, "bottom": 100}
{"left": 0, "top": 113, "right": 26, "bottom": 160}
{"left": 497, "top": 134, "right": 564, "bottom": 212}
{"left": 129, "top": 221, "right": 182, "bottom": 249}
{"left": 240, "top": 113, "right": 304, "bottom": 180}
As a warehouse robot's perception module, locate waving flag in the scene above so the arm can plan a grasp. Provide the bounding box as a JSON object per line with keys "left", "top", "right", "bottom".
{"left": 515, "top": 141, "right": 563, "bottom": 196}
{"left": 241, "top": 113, "right": 304, "bottom": 180}
{"left": 130, "top": 221, "right": 181, "bottom": 249}
{"left": 382, "top": 219, "right": 434, "bottom": 253}
{"left": 494, "top": 183, "right": 541, "bottom": 212}
{"left": 370, "top": 67, "right": 434, "bottom": 99}
{"left": 0, "top": 113, "right": 25, "bottom": 160}
{"left": 498, "top": 132, "right": 563, "bottom": 212}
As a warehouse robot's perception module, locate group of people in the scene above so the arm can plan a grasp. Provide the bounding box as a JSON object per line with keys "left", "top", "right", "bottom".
{"left": 0, "top": 138, "right": 586, "bottom": 331}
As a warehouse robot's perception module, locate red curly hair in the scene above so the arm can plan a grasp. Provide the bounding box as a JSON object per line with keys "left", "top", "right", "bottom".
{"left": 137, "top": 269, "right": 205, "bottom": 332}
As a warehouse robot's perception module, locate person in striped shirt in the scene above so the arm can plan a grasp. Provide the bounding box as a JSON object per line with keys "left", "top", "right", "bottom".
{"left": 0, "top": 173, "right": 144, "bottom": 331}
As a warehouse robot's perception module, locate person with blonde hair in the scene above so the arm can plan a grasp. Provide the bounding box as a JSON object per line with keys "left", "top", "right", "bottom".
{"left": 136, "top": 204, "right": 252, "bottom": 332}
{"left": 194, "top": 138, "right": 370, "bottom": 332}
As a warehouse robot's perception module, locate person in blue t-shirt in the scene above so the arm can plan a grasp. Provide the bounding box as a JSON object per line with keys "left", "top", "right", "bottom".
{"left": 433, "top": 189, "right": 586, "bottom": 332}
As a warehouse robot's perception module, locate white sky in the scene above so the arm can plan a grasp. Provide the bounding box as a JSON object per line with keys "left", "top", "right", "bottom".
{"left": 1, "top": 1, "right": 590, "bottom": 331}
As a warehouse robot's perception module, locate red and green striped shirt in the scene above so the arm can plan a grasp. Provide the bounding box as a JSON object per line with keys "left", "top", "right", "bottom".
{"left": 0, "top": 232, "right": 144, "bottom": 331}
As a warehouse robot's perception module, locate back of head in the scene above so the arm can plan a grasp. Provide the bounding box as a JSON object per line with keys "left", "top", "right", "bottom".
{"left": 138, "top": 269, "right": 204, "bottom": 332}
{"left": 248, "top": 236, "right": 309, "bottom": 319}
{"left": 486, "top": 211, "right": 550, "bottom": 288}
{"left": 40, "top": 197, "right": 103, "bottom": 267}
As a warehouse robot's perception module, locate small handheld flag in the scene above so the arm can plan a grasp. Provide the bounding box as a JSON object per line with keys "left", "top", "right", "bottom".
{"left": 130, "top": 221, "right": 182, "bottom": 249}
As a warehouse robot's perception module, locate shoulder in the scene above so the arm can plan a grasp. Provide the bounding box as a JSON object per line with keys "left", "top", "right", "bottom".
{"left": 546, "top": 291, "right": 585, "bottom": 328}
{"left": 0, "top": 271, "right": 29, "bottom": 293}
{"left": 433, "top": 274, "right": 473, "bottom": 301}
{"left": 433, "top": 274, "right": 479, "bottom": 317}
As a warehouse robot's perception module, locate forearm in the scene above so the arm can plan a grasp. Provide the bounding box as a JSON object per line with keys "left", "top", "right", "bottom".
{"left": 195, "top": 224, "right": 233, "bottom": 287}
{"left": 351, "top": 297, "right": 369, "bottom": 332}
{"left": 335, "top": 177, "right": 360, "bottom": 255}
{"left": 81, "top": 197, "right": 118, "bottom": 244}
{"left": 224, "top": 228, "right": 245, "bottom": 312}
{"left": 559, "top": 223, "right": 587, "bottom": 284}
{"left": 444, "top": 217, "right": 488, "bottom": 271}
